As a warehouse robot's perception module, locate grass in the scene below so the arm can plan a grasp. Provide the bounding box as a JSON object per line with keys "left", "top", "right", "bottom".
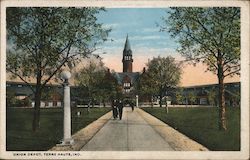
{"left": 6, "top": 107, "right": 111, "bottom": 151}
{"left": 142, "top": 107, "right": 240, "bottom": 151}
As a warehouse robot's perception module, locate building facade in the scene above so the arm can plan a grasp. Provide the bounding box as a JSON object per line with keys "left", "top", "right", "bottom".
{"left": 112, "top": 35, "right": 139, "bottom": 96}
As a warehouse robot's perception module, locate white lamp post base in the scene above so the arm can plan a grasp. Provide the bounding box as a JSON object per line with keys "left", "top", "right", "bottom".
{"left": 57, "top": 139, "right": 74, "bottom": 146}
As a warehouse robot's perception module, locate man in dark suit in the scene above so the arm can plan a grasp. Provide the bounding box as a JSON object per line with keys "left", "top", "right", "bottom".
{"left": 117, "top": 99, "right": 124, "bottom": 120}
{"left": 111, "top": 99, "right": 118, "bottom": 119}
{"left": 130, "top": 101, "right": 134, "bottom": 112}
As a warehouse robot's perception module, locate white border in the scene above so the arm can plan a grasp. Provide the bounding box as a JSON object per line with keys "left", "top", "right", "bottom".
{"left": 0, "top": 0, "right": 249, "bottom": 159}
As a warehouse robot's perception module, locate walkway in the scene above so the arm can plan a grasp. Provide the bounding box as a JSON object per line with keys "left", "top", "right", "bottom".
{"left": 80, "top": 107, "right": 174, "bottom": 151}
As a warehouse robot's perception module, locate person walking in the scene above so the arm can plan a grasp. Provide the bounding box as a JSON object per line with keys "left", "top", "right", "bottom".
{"left": 131, "top": 101, "right": 134, "bottom": 111}
{"left": 111, "top": 99, "right": 118, "bottom": 119}
{"left": 117, "top": 99, "right": 124, "bottom": 120}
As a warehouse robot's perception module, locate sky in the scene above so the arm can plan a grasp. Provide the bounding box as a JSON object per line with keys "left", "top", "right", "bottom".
{"left": 95, "top": 8, "right": 239, "bottom": 86}
{"left": 95, "top": 8, "right": 179, "bottom": 70}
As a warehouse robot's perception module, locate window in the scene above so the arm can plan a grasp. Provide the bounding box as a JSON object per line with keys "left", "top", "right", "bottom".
{"left": 124, "top": 83, "right": 131, "bottom": 87}
{"left": 125, "top": 89, "right": 130, "bottom": 93}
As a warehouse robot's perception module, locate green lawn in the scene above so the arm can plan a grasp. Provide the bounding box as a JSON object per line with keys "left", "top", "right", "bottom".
{"left": 6, "top": 107, "right": 111, "bottom": 151}
{"left": 142, "top": 107, "right": 240, "bottom": 151}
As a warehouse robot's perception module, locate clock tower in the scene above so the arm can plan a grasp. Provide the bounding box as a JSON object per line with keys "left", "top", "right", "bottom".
{"left": 122, "top": 35, "right": 133, "bottom": 72}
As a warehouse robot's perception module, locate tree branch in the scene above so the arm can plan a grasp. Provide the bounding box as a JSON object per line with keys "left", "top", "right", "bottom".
{"left": 188, "top": 8, "right": 219, "bottom": 47}
{"left": 206, "top": 56, "right": 218, "bottom": 70}
{"left": 183, "top": 29, "right": 218, "bottom": 58}
{"left": 6, "top": 69, "right": 35, "bottom": 93}
{"left": 224, "top": 68, "right": 240, "bottom": 77}
{"left": 223, "top": 64, "right": 240, "bottom": 74}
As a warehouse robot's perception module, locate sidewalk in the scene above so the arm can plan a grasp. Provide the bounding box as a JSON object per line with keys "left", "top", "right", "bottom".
{"left": 81, "top": 107, "right": 173, "bottom": 151}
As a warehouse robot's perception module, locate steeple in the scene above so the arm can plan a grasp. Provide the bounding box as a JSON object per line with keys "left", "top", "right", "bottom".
{"left": 122, "top": 34, "right": 133, "bottom": 72}
{"left": 123, "top": 34, "right": 132, "bottom": 56}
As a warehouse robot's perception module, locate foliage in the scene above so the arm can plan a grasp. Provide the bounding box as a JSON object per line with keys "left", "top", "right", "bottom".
{"left": 208, "top": 89, "right": 217, "bottom": 106}
{"left": 138, "top": 56, "right": 181, "bottom": 107}
{"left": 163, "top": 7, "right": 240, "bottom": 130}
{"left": 188, "top": 90, "right": 196, "bottom": 105}
{"left": 138, "top": 70, "right": 157, "bottom": 101}
{"left": 75, "top": 60, "right": 106, "bottom": 103}
{"left": 6, "top": 89, "right": 32, "bottom": 107}
{"left": 75, "top": 60, "right": 119, "bottom": 105}
{"left": 99, "top": 69, "right": 121, "bottom": 102}
{"left": 7, "top": 7, "right": 110, "bottom": 85}
{"left": 6, "top": 7, "right": 110, "bottom": 131}
{"left": 6, "top": 90, "right": 17, "bottom": 107}
{"left": 163, "top": 7, "right": 240, "bottom": 76}
{"left": 175, "top": 88, "right": 184, "bottom": 104}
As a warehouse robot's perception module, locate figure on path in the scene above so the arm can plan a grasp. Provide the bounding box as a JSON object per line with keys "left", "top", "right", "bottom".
{"left": 130, "top": 101, "right": 134, "bottom": 112}
{"left": 117, "top": 100, "right": 124, "bottom": 120}
{"left": 111, "top": 99, "right": 118, "bottom": 119}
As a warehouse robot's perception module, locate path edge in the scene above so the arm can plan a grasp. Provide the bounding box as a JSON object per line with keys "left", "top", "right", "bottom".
{"left": 137, "top": 108, "right": 209, "bottom": 151}
{"left": 49, "top": 111, "right": 112, "bottom": 151}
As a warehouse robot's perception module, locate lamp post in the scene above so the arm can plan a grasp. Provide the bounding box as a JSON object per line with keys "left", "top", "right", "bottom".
{"left": 60, "top": 70, "right": 74, "bottom": 145}
{"left": 165, "top": 91, "right": 169, "bottom": 114}
{"left": 136, "top": 95, "right": 138, "bottom": 107}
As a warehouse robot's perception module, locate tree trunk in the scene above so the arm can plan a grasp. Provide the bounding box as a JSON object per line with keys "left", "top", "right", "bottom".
{"left": 151, "top": 97, "right": 153, "bottom": 108}
{"left": 32, "top": 79, "right": 42, "bottom": 132}
{"left": 91, "top": 98, "right": 94, "bottom": 108}
{"left": 218, "top": 55, "right": 227, "bottom": 130}
{"left": 87, "top": 102, "right": 90, "bottom": 113}
{"left": 103, "top": 100, "right": 106, "bottom": 107}
{"left": 159, "top": 93, "right": 163, "bottom": 107}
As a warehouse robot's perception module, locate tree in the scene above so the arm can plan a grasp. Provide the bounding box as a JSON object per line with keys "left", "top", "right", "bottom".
{"left": 6, "top": 7, "right": 110, "bottom": 131}
{"left": 99, "top": 69, "right": 120, "bottom": 105}
{"left": 139, "top": 56, "right": 181, "bottom": 107}
{"left": 6, "top": 89, "right": 17, "bottom": 108}
{"left": 76, "top": 60, "right": 120, "bottom": 107}
{"left": 175, "top": 88, "right": 184, "bottom": 105}
{"left": 188, "top": 90, "right": 196, "bottom": 107}
{"left": 163, "top": 7, "right": 240, "bottom": 130}
{"left": 75, "top": 60, "right": 106, "bottom": 106}
{"left": 138, "top": 69, "right": 157, "bottom": 104}
{"left": 208, "top": 89, "right": 217, "bottom": 107}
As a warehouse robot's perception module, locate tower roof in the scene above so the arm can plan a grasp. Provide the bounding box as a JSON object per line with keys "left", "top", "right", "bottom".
{"left": 123, "top": 34, "right": 132, "bottom": 55}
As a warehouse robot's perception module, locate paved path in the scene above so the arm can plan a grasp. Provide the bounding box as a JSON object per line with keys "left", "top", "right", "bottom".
{"left": 81, "top": 107, "right": 174, "bottom": 151}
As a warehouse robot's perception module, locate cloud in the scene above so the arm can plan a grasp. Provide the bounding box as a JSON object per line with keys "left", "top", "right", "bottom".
{"left": 102, "top": 23, "right": 120, "bottom": 29}
{"left": 130, "top": 35, "right": 164, "bottom": 41}
{"left": 140, "top": 28, "right": 159, "bottom": 33}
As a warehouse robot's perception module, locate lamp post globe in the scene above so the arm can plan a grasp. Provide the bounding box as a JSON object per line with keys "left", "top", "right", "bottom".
{"left": 61, "top": 70, "right": 71, "bottom": 83}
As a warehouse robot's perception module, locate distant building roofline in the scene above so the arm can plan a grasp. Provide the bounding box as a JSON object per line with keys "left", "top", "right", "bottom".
{"left": 180, "top": 81, "right": 240, "bottom": 89}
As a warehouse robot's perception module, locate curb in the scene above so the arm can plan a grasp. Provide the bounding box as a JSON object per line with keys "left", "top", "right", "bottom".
{"left": 137, "top": 108, "right": 209, "bottom": 151}
{"left": 49, "top": 111, "right": 112, "bottom": 151}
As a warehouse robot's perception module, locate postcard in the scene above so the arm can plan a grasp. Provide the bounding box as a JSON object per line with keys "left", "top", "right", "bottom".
{"left": 0, "top": 0, "right": 249, "bottom": 159}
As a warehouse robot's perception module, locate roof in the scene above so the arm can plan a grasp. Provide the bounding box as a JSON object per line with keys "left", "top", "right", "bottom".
{"left": 123, "top": 34, "right": 132, "bottom": 56}
{"left": 112, "top": 72, "right": 140, "bottom": 85}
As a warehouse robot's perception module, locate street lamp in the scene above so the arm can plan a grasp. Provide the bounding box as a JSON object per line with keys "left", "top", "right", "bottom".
{"left": 135, "top": 95, "right": 138, "bottom": 107}
{"left": 165, "top": 91, "right": 169, "bottom": 113}
{"left": 59, "top": 70, "right": 74, "bottom": 145}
